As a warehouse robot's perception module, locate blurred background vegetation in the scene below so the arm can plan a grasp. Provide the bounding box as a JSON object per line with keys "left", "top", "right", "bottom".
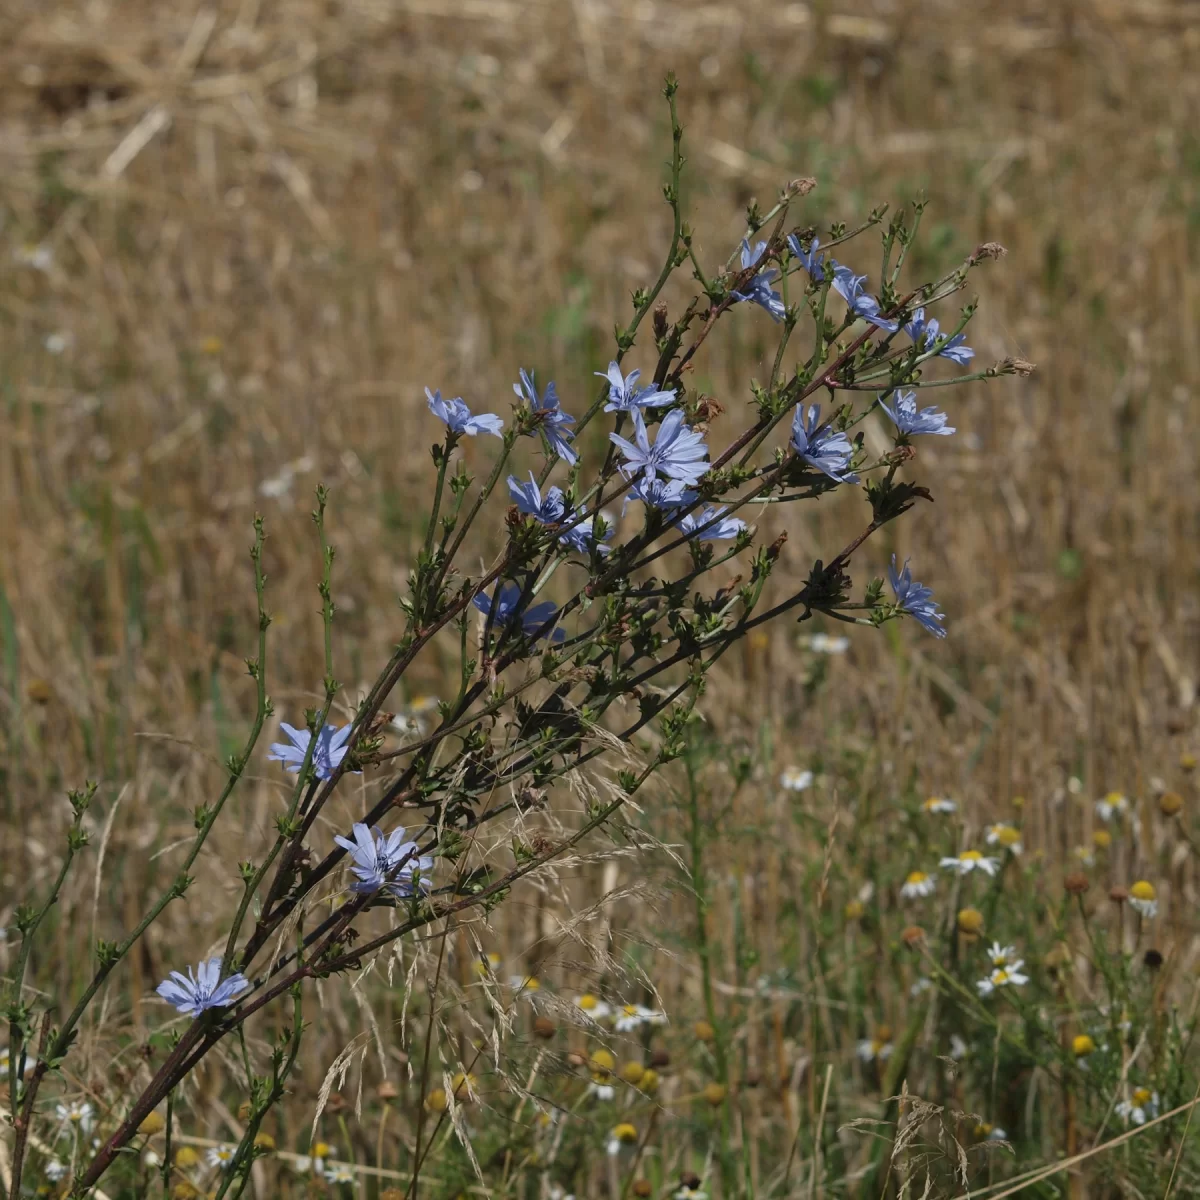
{"left": 3, "top": 1, "right": 1200, "bottom": 1197}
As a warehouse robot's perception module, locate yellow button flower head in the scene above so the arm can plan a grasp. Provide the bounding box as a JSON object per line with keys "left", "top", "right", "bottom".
{"left": 174, "top": 1147, "right": 200, "bottom": 1168}
{"left": 612, "top": 1122, "right": 637, "bottom": 1144}
{"left": 1093, "top": 829, "right": 1112, "bottom": 849}
{"left": 620, "top": 1061, "right": 646, "bottom": 1086}
{"left": 1159, "top": 791, "right": 1183, "bottom": 816}
{"left": 703, "top": 1082, "right": 727, "bottom": 1105}
{"left": 693, "top": 1020, "right": 715, "bottom": 1043}
{"left": 138, "top": 1112, "right": 166, "bottom": 1136}
{"left": 1072, "top": 1034, "right": 1096, "bottom": 1057}
{"left": 639, "top": 1068, "right": 660, "bottom": 1094}
{"left": 844, "top": 899, "right": 865, "bottom": 920}
{"left": 589, "top": 1047, "right": 615, "bottom": 1075}
{"left": 957, "top": 907, "right": 984, "bottom": 935}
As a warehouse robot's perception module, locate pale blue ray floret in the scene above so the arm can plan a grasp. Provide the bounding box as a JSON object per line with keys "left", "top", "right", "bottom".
{"left": 514, "top": 368, "right": 577, "bottom": 464}
{"left": 889, "top": 555, "right": 947, "bottom": 639}
{"left": 677, "top": 505, "right": 746, "bottom": 542}
{"left": 558, "top": 511, "right": 613, "bottom": 556}
{"left": 790, "top": 405, "right": 859, "bottom": 484}
{"left": 267, "top": 722, "right": 360, "bottom": 781}
{"left": 333, "top": 822, "right": 433, "bottom": 896}
{"left": 879, "top": 390, "right": 956, "bottom": 437}
{"left": 156, "top": 958, "right": 250, "bottom": 1017}
{"left": 507, "top": 472, "right": 567, "bottom": 524}
{"left": 904, "top": 308, "right": 974, "bottom": 365}
{"left": 609, "top": 409, "right": 709, "bottom": 487}
{"left": 425, "top": 387, "right": 504, "bottom": 438}
{"left": 624, "top": 476, "right": 697, "bottom": 515}
{"left": 732, "top": 239, "right": 786, "bottom": 321}
{"left": 786, "top": 233, "right": 827, "bottom": 280}
{"left": 473, "top": 581, "right": 565, "bottom": 643}
{"left": 831, "top": 266, "right": 898, "bottom": 331}
{"left": 596, "top": 362, "right": 676, "bottom": 413}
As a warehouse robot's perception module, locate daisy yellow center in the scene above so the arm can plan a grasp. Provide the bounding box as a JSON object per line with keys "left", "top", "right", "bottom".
{"left": 1106, "top": 791, "right": 1125, "bottom": 806}
{"left": 579, "top": 994, "right": 598, "bottom": 1010}
{"left": 312, "top": 1143, "right": 331, "bottom": 1158}
{"left": 1072, "top": 1035, "right": 1095, "bottom": 1056}
{"left": 1130, "top": 880, "right": 1156, "bottom": 902}
{"left": 1093, "top": 830, "right": 1112, "bottom": 848}
{"left": 923, "top": 798, "right": 941, "bottom": 810}
{"left": 622, "top": 1004, "right": 639, "bottom": 1017}
{"left": 993, "top": 952, "right": 1009, "bottom": 966}
{"left": 1132, "top": 1087, "right": 1152, "bottom": 1107}
{"left": 961, "top": 850, "right": 983, "bottom": 862}
{"left": 906, "top": 871, "right": 928, "bottom": 885}
{"left": 590, "top": 1048, "right": 615, "bottom": 1073}
{"left": 995, "top": 826, "right": 1021, "bottom": 846}
{"left": 993, "top": 970, "right": 1009, "bottom": 984}
{"left": 612, "top": 1123, "right": 637, "bottom": 1144}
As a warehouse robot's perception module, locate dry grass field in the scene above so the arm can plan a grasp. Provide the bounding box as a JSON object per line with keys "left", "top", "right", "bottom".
{"left": 3, "top": 1, "right": 1200, "bottom": 1197}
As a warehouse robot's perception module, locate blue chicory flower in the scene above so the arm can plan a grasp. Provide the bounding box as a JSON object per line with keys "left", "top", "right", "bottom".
{"left": 507, "top": 472, "right": 567, "bottom": 524}
{"left": 732, "top": 239, "right": 786, "bottom": 322}
{"left": 425, "top": 388, "right": 504, "bottom": 438}
{"left": 889, "top": 555, "right": 947, "bottom": 639}
{"left": 787, "top": 233, "right": 827, "bottom": 280}
{"left": 333, "top": 822, "right": 433, "bottom": 896}
{"left": 473, "top": 581, "right": 565, "bottom": 642}
{"left": 624, "top": 476, "right": 697, "bottom": 514}
{"left": 903, "top": 308, "right": 974, "bottom": 365}
{"left": 676, "top": 505, "right": 746, "bottom": 542}
{"left": 514, "top": 369, "right": 577, "bottom": 464}
{"left": 267, "top": 722, "right": 360, "bottom": 781}
{"left": 878, "top": 390, "right": 955, "bottom": 437}
{"left": 831, "top": 266, "right": 898, "bottom": 332}
{"left": 596, "top": 362, "right": 676, "bottom": 413}
{"left": 790, "top": 405, "right": 860, "bottom": 484}
{"left": 156, "top": 959, "right": 250, "bottom": 1016}
{"left": 558, "top": 511, "right": 612, "bottom": 555}
{"left": 609, "top": 409, "right": 709, "bottom": 487}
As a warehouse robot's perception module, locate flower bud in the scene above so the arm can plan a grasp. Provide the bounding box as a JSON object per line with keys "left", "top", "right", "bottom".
{"left": 957, "top": 908, "right": 984, "bottom": 935}
{"left": 703, "top": 1082, "right": 727, "bottom": 1106}
{"left": 1072, "top": 1034, "right": 1095, "bottom": 1057}
{"left": 1159, "top": 791, "right": 1183, "bottom": 816}
{"left": 138, "top": 1112, "right": 166, "bottom": 1136}
{"left": 619, "top": 1061, "right": 645, "bottom": 1086}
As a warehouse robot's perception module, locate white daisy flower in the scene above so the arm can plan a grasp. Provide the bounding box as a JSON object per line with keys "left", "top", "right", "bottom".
{"left": 780, "top": 766, "right": 813, "bottom": 792}
{"left": 987, "top": 942, "right": 1019, "bottom": 967}
{"left": 574, "top": 993, "right": 613, "bottom": 1022}
{"left": 1115, "top": 1087, "right": 1159, "bottom": 1125}
{"left": 922, "top": 796, "right": 957, "bottom": 815}
{"left": 985, "top": 823, "right": 1023, "bottom": 855}
{"left": 55, "top": 1101, "right": 95, "bottom": 1137}
{"left": 856, "top": 1030, "right": 893, "bottom": 1063}
{"left": 807, "top": 633, "right": 849, "bottom": 654}
{"left": 0, "top": 1047, "right": 34, "bottom": 1080}
{"left": 508, "top": 974, "right": 540, "bottom": 993}
{"left": 44, "top": 1160, "right": 68, "bottom": 1181}
{"left": 325, "top": 1161, "right": 355, "bottom": 1184}
{"left": 900, "top": 870, "right": 936, "bottom": 899}
{"left": 473, "top": 951, "right": 502, "bottom": 977}
{"left": 206, "top": 1144, "right": 237, "bottom": 1169}
{"left": 587, "top": 1078, "right": 615, "bottom": 1101}
{"left": 976, "top": 962, "right": 1029, "bottom": 996}
{"left": 910, "top": 976, "right": 933, "bottom": 997}
{"left": 1095, "top": 791, "right": 1129, "bottom": 821}
{"left": 675, "top": 1187, "right": 709, "bottom": 1200}
{"left": 986, "top": 1126, "right": 1008, "bottom": 1142}
{"left": 614, "top": 1003, "right": 667, "bottom": 1032}
{"left": 1128, "top": 881, "right": 1158, "bottom": 918}
{"left": 940, "top": 850, "right": 1000, "bottom": 876}
{"left": 605, "top": 1124, "right": 638, "bottom": 1156}
{"left": 949, "top": 1034, "right": 968, "bottom": 1060}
